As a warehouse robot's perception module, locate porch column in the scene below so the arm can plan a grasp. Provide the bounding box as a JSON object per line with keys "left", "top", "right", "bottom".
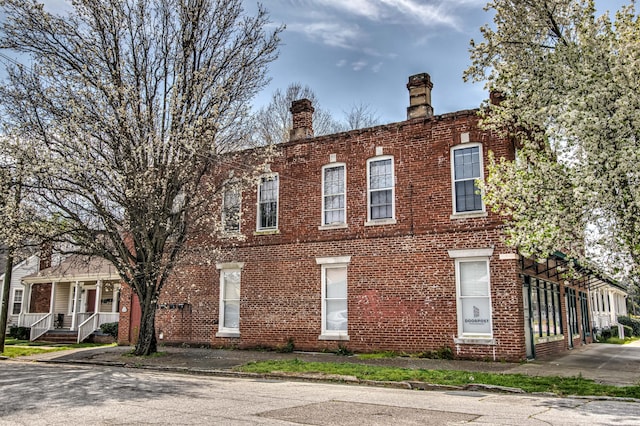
{"left": 95, "top": 280, "right": 102, "bottom": 313}
{"left": 70, "top": 281, "right": 81, "bottom": 330}
{"left": 112, "top": 284, "right": 119, "bottom": 313}
{"left": 18, "top": 282, "right": 30, "bottom": 327}
{"left": 49, "top": 281, "right": 58, "bottom": 330}
{"left": 21, "top": 282, "right": 31, "bottom": 314}
{"left": 608, "top": 290, "right": 616, "bottom": 324}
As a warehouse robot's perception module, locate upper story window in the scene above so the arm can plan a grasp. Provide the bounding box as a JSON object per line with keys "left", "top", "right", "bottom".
{"left": 257, "top": 174, "right": 278, "bottom": 231}
{"left": 321, "top": 163, "right": 346, "bottom": 226}
{"left": 451, "top": 144, "right": 484, "bottom": 214}
{"left": 366, "top": 156, "right": 395, "bottom": 225}
{"left": 222, "top": 185, "right": 241, "bottom": 233}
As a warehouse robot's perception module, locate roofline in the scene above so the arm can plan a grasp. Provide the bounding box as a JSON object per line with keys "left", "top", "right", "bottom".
{"left": 22, "top": 272, "right": 121, "bottom": 284}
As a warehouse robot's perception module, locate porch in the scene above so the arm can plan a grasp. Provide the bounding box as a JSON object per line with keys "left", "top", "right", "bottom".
{"left": 19, "top": 255, "right": 122, "bottom": 343}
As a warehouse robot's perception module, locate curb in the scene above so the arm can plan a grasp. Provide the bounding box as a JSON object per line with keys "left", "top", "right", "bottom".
{"left": 25, "top": 356, "right": 640, "bottom": 404}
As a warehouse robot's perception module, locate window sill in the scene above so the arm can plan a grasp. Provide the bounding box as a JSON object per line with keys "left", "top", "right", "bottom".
{"left": 216, "top": 331, "right": 240, "bottom": 338}
{"left": 318, "top": 333, "right": 349, "bottom": 341}
{"left": 218, "top": 231, "right": 243, "bottom": 239}
{"left": 364, "top": 218, "right": 397, "bottom": 227}
{"left": 450, "top": 211, "right": 487, "bottom": 220}
{"left": 318, "top": 223, "right": 348, "bottom": 230}
{"left": 534, "top": 335, "right": 564, "bottom": 344}
{"left": 253, "top": 229, "right": 280, "bottom": 236}
{"left": 453, "top": 337, "right": 495, "bottom": 345}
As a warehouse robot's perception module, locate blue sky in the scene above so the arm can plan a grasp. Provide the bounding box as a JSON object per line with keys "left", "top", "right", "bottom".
{"left": 5, "top": 1, "right": 631, "bottom": 125}
{"left": 249, "top": 0, "right": 630, "bottom": 124}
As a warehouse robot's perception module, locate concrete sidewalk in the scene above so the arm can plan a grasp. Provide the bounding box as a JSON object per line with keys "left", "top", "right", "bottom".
{"left": 10, "top": 340, "right": 640, "bottom": 388}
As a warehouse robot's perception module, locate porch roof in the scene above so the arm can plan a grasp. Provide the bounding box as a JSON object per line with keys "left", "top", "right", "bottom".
{"left": 22, "top": 254, "right": 121, "bottom": 284}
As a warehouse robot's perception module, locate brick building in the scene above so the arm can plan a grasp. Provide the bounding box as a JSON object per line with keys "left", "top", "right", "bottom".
{"left": 118, "top": 72, "right": 612, "bottom": 361}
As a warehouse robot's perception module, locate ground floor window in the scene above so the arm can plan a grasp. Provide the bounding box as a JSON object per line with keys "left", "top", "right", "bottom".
{"left": 566, "top": 287, "right": 579, "bottom": 336}
{"left": 528, "top": 277, "right": 562, "bottom": 340}
{"left": 579, "top": 291, "right": 590, "bottom": 337}
{"left": 316, "top": 256, "right": 351, "bottom": 340}
{"left": 12, "top": 288, "right": 23, "bottom": 315}
{"left": 456, "top": 259, "right": 492, "bottom": 337}
{"left": 216, "top": 262, "right": 244, "bottom": 336}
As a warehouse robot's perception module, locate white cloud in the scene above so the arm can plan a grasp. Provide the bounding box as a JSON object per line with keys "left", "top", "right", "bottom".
{"left": 287, "top": 22, "right": 363, "bottom": 49}
{"left": 314, "top": 0, "right": 472, "bottom": 29}
{"left": 336, "top": 59, "right": 347, "bottom": 67}
{"left": 351, "top": 60, "right": 368, "bottom": 71}
{"left": 371, "top": 62, "right": 384, "bottom": 73}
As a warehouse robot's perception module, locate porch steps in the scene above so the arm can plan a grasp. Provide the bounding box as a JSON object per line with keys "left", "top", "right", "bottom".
{"left": 36, "top": 330, "right": 81, "bottom": 344}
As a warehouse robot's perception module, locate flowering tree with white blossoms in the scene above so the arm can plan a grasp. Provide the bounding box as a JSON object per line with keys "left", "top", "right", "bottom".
{"left": 465, "top": 1, "right": 640, "bottom": 290}
{"left": 0, "top": 0, "right": 282, "bottom": 355}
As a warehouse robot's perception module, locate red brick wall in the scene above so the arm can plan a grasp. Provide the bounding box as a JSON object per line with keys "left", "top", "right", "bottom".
{"left": 30, "top": 283, "right": 52, "bottom": 313}
{"left": 121, "top": 110, "right": 536, "bottom": 361}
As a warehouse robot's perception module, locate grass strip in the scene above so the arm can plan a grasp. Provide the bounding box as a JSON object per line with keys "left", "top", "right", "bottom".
{"left": 236, "top": 359, "right": 640, "bottom": 398}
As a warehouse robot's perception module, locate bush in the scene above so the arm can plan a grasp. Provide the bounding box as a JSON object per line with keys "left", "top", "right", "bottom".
{"left": 618, "top": 316, "right": 640, "bottom": 336}
{"left": 622, "top": 325, "right": 633, "bottom": 338}
{"left": 600, "top": 327, "right": 612, "bottom": 340}
{"left": 417, "top": 346, "right": 454, "bottom": 360}
{"left": 99, "top": 322, "right": 118, "bottom": 339}
{"left": 9, "top": 326, "right": 30, "bottom": 340}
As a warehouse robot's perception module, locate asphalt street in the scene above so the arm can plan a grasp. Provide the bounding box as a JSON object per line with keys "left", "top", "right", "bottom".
{"left": 2, "top": 362, "right": 640, "bottom": 425}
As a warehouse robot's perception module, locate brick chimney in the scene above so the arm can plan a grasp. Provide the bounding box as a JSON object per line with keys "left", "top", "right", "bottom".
{"left": 406, "top": 73, "right": 434, "bottom": 119}
{"left": 289, "top": 98, "right": 314, "bottom": 141}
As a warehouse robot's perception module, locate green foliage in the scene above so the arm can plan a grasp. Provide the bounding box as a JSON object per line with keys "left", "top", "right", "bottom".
{"left": 622, "top": 325, "right": 633, "bottom": 338}
{"left": 466, "top": 0, "right": 640, "bottom": 285}
{"left": 276, "top": 337, "right": 295, "bottom": 353}
{"left": 618, "top": 316, "right": 640, "bottom": 336}
{"left": 8, "top": 326, "right": 30, "bottom": 340}
{"left": 236, "top": 359, "right": 640, "bottom": 398}
{"left": 357, "top": 351, "right": 399, "bottom": 360}
{"left": 99, "top": 322, "right": 119, "bottom": 339}
{"left": 416, "top": 346, "right": 454, "bottom": 360}
{"left": 334, "top": 344, "right": 353, "bottom": 356}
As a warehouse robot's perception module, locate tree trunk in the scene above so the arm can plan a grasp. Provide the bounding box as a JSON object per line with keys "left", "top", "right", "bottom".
{"left": 0, "top": 251, "right": 15, "bottom": 353}
{"left": 133, "top": 293, "right": 158, "bottom": 356}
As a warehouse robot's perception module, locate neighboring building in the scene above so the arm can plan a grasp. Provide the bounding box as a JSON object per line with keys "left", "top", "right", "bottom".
{"left": 117, "top": 73, "right": 621, "bottom": 361}
{"left": 18, "top": 254, "right": 121, "bottom": 342}
{"left": 0, "top": 254, "right": 40, "bottom": 333}
{"left": 591, "top": 280, "right": 628, "bottom": 332}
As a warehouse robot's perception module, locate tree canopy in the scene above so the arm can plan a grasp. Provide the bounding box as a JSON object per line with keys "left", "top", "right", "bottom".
{"left": 466, "top": 0, "right": 640, "bottom": 287}
{"left": 0, "top": 0, "right": 282, "bottom": 354}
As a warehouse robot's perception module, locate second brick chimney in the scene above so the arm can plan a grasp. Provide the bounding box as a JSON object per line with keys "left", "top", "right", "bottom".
{"left": 289, "top": 98, "right": 314, "bottom": 141}
{"left": 406, "top": 73, "right": 434, "bottom": 119}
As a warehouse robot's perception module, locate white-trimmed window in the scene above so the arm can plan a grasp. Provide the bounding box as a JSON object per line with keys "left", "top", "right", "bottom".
{"left": 449, "top": 248, "right": 493, "bottom": 341}
{"left": 321, "top": 163, "right": 346, "bottom": 226}
{"left": 316, "top": 256, "right": 351, "bottom": 340}
{"left": 222, "top": 185, "right": 241, "bottom": 233}
{"left": 257, "top": 174, "right": 278, "bottom": 231}
{"left": 366, "top": 156, "right": 395, "bottom": 224}
{"left": 451, "top": 144, "right": 484, "bottom": 214}
{"left": 216, "top": 262, "right": 244, "bottom": 337}
{"left": 11, "top": 288, "right": 23, "bottom": 315}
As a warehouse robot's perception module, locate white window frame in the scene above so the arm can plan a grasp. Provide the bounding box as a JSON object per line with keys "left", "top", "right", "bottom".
{"left": 448, "top": 248, "right": 494, "bottom": 344}
{"left": 316, "top": 256, "right": 351, "bottom": 340}
{"left": 320, "top": 163, "right": 347, "bottom": 229}
{"left": 450, "top": 143, "right": 486, "bottom": 218}
{"left": 11, "top": 288, "right": 23, "bottom": 315}
{"left": 365, "top": 156, "right": 396, "bottom": 226}
{"left": 256, "top": 173, "right": 279, "bottom": 232}
{"left": 221, "top": 183, "right": 241, "bottom": 234}
{"left": 216, "top": 262, "right": 244, "bottom": 337}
